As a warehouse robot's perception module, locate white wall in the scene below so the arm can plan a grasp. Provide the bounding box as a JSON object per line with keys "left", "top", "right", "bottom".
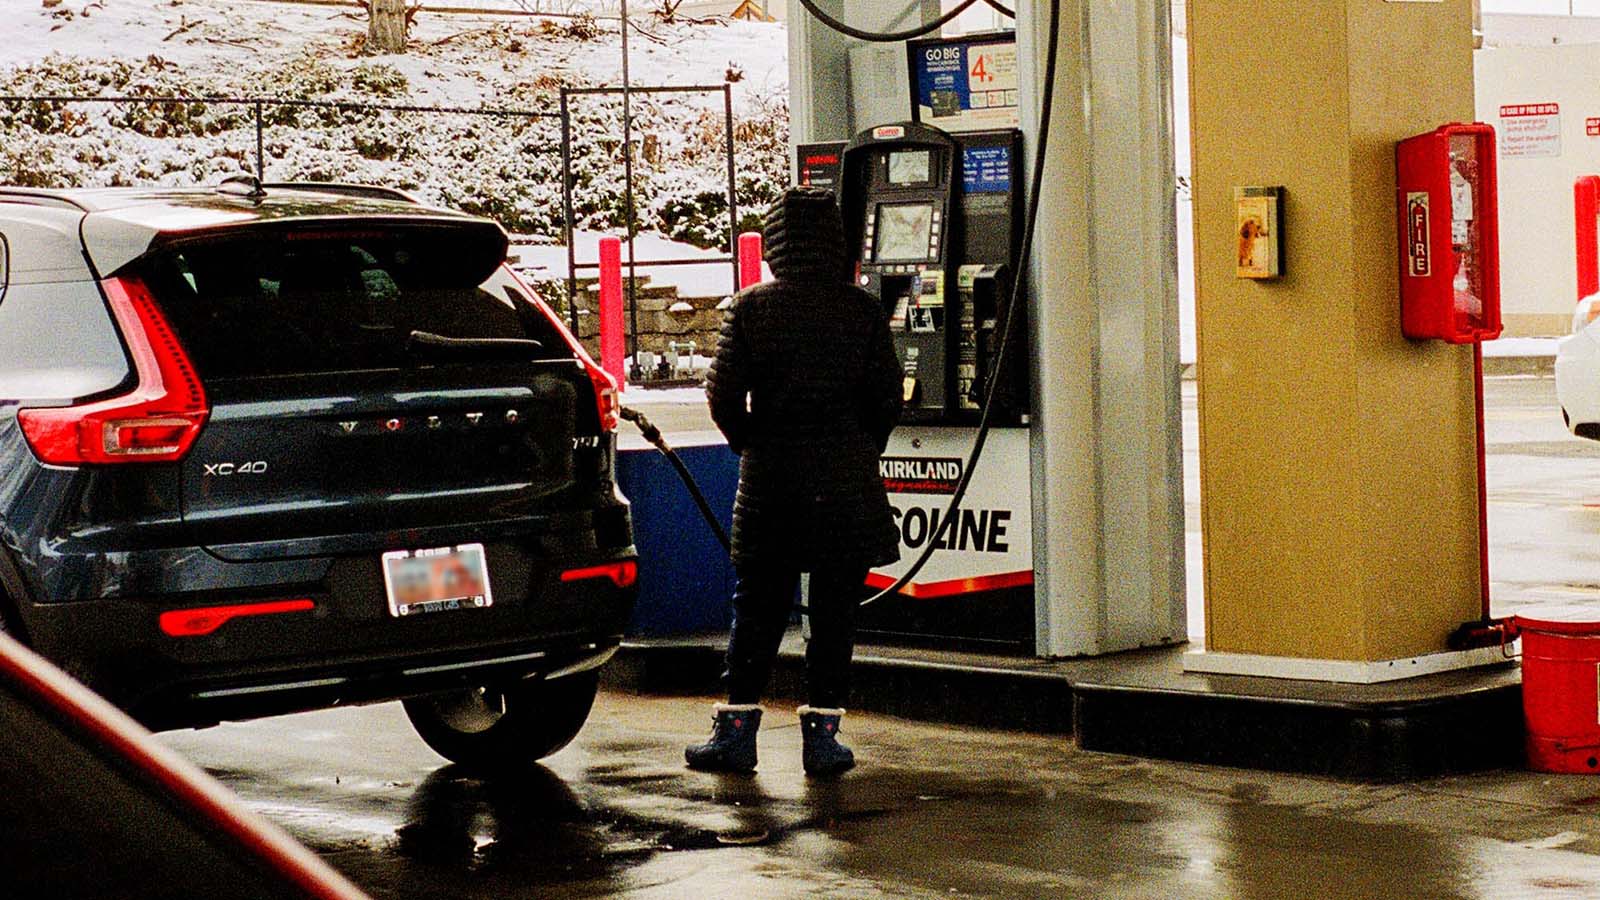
{"left": 1482, "top": 13, "right": 1600, "bottom": 44}
{"left": 1483, "top": 0, "right": 1600, "bottom": 14}
{"left": 1475, "top": 43, "right": 1600, "bottom": 334}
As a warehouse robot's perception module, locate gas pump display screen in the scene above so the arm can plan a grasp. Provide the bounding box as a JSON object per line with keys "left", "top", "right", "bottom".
{"left": 873, "top": 203, "right": 936, "bottom": 262}
{"left": 888, "top": 150, "right": 932, "bottom": 185}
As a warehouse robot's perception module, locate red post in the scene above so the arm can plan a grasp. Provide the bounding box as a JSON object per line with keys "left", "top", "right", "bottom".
{"left": 738, "top": 231, "right": 764, "bottom": 290}
{"left": 1474, "top": 340, "right": 1490, "bottom": 622}
{"left": 1576, "top": 175, "right": 1600, "bottom": 302}
{"left": 597, "top": 236, "right": 625, "bottom": 390}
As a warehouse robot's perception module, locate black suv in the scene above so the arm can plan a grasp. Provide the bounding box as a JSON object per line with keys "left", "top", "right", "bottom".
{"left": 0, "top": 181, "right": 636, "bottom": 767}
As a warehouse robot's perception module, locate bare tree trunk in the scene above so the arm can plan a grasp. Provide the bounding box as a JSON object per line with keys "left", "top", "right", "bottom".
{"left": 369, "top": 0, "right": 407, "bottom": 54}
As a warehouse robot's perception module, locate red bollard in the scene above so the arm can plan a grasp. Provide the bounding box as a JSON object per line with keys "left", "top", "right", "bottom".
{"left": 738, "top": 231, "right": 763, "bottom": 290}
{"left": 597, "top": 236, "right": 625, "bottom": 391}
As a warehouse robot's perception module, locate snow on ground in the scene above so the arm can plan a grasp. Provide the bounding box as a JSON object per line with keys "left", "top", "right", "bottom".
{"left": 1485, "top": 336, "right": 1559, "bottom": 357}
{"left": 513, "top": 229, "right": 769, "bottom": 297}
{"left": 2, "top": 0, "right": 788, "bottom": 107}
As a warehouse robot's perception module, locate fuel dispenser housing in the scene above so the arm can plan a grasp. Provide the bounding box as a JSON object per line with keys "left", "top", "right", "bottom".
{"left": 839, "top": 122, "right": 1028, "bottom": 425}
{"left": 1396, "top": 123, "right": 1502, "bottom": 344}
{"left": 788, "top": 28, "right": 1035, "bottom": 653}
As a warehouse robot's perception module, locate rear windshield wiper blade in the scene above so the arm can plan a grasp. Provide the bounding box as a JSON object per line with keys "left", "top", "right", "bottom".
{"left": 406, "top": 330, "right": 545, "bottom": 360}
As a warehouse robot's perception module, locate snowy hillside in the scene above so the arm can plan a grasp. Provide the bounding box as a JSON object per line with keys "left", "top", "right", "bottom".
{"left": 2, "top": 0, "right": 788, "bottom": 101}
{"left": 0, "top": 0, "right": 790, "bottom": 252}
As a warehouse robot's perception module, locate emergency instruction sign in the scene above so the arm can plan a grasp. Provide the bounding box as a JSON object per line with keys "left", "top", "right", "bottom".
{"left": 868, "top": 427, "right": 1033, "bottom": 598}
{"left": 1500, "top": 103, "right": 1562, "bottom": 159}
{"left": 910, "top": 35, "right": 1019, "bottom": 134}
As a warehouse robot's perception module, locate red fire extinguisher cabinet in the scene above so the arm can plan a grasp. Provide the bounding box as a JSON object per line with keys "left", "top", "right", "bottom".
{"left": 1396, "top": 123, "right": 1502, "bottom": 344}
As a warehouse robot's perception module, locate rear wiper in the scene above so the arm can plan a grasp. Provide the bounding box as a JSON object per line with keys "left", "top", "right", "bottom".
{"left": 406, "top": 330, "right": 545, "bottom": 360}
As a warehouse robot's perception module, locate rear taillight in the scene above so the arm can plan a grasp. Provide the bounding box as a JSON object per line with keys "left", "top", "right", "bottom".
{"left": 159, "top": 599, "right": 316, "bottom": 637}
{"left": 18, "top": 276, "right": 207, "bottom": 466}
{"left": 560, "top": 561, "right": 637, "bottom": 588}
{"left": 585, "top": 362, "right": 619, "bottom": 433}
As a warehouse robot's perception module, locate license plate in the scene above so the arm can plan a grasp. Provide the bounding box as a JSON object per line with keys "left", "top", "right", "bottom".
{"left": 381, "top": 544, "right": 493, "bottom": 618}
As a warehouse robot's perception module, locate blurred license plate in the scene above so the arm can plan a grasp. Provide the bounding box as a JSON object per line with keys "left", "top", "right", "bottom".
{"left": 381, "top": 544, "right": 493, "bottom": 617}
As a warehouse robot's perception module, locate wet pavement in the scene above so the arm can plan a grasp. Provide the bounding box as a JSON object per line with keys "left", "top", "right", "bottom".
{"left": 1479, "top": 378, "right": 1600, "bottom": 620}
{"left": 161, "top": 691, "right": 1600, "bottom": 899}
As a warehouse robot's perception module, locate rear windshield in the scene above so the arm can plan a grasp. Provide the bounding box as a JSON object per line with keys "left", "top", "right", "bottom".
{"left": 134, "top": 229, "right": 568, "bottom": 380}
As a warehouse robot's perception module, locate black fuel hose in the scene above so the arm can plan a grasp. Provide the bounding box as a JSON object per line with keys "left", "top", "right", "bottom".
{"left": 620, "top": 0, "right": 1060, "bottom": 607}
{"left": 619, "top": 406, "right": 732, "bottom": 553}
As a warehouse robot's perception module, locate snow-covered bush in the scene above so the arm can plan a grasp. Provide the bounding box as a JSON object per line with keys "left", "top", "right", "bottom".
{"left": 349, "top": 63, "right": 409, "bottom": 98}
{"left": 647, "top": 90, "right": 788, "bottom": 247}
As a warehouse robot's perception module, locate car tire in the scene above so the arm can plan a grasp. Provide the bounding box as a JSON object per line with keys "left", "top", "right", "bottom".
{"left": 403, "top": 670, "right": 600, "bottom": 770}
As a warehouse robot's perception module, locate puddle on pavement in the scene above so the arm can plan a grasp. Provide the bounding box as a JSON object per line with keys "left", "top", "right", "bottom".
{"left": 217, "top": 752, "right": 1600, "bottom": 898}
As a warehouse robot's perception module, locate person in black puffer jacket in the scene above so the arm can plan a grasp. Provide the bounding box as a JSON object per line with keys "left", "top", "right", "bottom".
{"left": 684, "top": 187, "right": 902, "bottom": 778}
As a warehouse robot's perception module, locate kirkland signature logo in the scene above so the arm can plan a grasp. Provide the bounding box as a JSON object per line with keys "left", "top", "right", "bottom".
{"left": 881, "top": 457, "right": 963, "bottom": 495}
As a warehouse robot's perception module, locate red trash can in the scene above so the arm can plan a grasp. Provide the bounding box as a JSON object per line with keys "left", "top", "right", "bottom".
{"left": 1516, "top": 605, "right": 1600, "bottom": 773}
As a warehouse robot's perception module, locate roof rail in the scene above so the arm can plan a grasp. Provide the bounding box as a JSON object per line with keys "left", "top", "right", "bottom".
{"left": 0, "top": 188, "right": 89, "bottom": 212}
{"left": 264, "top": 182, "right": 422, "bottom": 204}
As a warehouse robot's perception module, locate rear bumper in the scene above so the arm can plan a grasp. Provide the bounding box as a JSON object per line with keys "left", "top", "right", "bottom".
{"left": 140, "top": 635, "right": 626, "bottom": 731}
{"left": 14, "top": 540, "right": 637, "bottom": 729}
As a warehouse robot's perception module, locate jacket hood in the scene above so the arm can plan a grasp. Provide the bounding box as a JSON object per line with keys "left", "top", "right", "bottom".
{"left": 762, "top": 187, "right": 850, "bottom": 284}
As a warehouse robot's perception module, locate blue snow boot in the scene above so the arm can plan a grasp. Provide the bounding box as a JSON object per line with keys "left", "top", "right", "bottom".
{"left": 799, "top": 706, "right": 855, "bottom": 777}
{"left": 685, "top": 704, "right": 762, "bottom": 772}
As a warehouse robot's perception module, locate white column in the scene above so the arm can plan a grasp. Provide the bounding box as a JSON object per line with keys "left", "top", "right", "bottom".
{"left": 1020, "top": 0, "right": 1185, "bottom": 656}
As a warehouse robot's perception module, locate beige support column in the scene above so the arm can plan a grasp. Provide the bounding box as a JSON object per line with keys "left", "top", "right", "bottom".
{"left": 1186, "top": 0, "right": 1488, "bottom": 678}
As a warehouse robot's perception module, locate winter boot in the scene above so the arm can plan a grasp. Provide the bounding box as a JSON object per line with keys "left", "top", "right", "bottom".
{"left": 684, "top": 704, "right": 762, "bottom": 772}
{"left": 798, "top": 706, "right": 855, "bottom": 777}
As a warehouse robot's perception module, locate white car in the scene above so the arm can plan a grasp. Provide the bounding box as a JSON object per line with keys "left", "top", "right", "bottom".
{"left": 1556, "top": 293, "right": 1600, "bottom": 441}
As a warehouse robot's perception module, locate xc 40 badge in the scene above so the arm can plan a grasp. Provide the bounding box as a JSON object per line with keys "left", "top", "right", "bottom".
{"left": 203, "top": 461, "right": 269, "bottom": 476}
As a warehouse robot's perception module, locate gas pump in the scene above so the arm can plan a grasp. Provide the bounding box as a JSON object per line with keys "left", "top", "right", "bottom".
{"left": 840, "top": 123, "right": 1026, "bottom": 424}
{"left": 831, "top": 121, "right": 1032, "bottom": 651}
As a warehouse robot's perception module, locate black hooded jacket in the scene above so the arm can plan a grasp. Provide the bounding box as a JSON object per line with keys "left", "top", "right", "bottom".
{"left": 705, "top": 188, "right": 903, "bottom": 569}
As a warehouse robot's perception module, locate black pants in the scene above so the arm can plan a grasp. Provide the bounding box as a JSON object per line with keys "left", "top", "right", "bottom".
{"left": 724, "top": 562, "right": 866, "bottom": 709}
